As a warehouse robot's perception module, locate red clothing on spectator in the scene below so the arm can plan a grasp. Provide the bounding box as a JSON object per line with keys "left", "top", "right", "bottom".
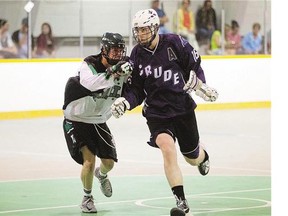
{"left": 35, "top": 34, "right": 54, "bottom": 56}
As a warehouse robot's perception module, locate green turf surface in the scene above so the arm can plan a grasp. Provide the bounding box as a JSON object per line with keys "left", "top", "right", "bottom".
{"left": 0, "top": 175, "right": 271, "bottom": 216}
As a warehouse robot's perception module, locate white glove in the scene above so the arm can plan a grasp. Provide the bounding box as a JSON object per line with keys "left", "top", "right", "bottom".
{"left": 106, "top": 61, "right": 133, "bottom": 78}
{"left": 183, "top": 70, "right": 203, "bottom": 93}
{"left": 119, "top": 62, "right": 133, "bottom": 76}
{"left": 195, "top": 83, "right": 218, "bottom": 102}
{"left": 111, "top": 97, "right": 130, "bottom": 118}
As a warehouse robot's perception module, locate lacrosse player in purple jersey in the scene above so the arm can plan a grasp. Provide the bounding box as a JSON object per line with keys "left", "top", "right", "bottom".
{"left": 111, "top": 9, "right": 218, "bottom": 216}
{"left": 62, "top": 32, "right": 132, "bottom": 213}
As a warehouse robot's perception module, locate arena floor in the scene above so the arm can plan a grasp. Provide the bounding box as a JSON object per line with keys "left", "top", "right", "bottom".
{"left": 0, "top": 108, "right": 271, "bottom": 216}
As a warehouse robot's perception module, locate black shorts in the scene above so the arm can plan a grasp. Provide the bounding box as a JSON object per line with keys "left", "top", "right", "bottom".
{"left": 63, "top": 119, "right": 118, "bottom": 165}
{"left": 146, "top": 110, "right": 200, "bottom": 159}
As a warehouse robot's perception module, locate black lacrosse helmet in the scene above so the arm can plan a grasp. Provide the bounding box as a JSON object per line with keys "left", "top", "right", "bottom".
{"left": 100, "top": 32, "right": 126, "bottom": 65}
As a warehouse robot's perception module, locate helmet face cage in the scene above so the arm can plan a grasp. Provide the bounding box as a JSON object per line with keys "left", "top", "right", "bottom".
{"left": 132, "top": 9, "right": 160, "bottom": 47}
{"left": 101, "top": 33, "right": 126, "bottom": 65}
{"left": 132, "top": 25, "right": 159, "bottom": 47}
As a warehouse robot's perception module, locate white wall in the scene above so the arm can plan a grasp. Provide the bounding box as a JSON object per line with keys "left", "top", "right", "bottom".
{"left": 0, "top": 57, "right": 270, "bottom": 112}
{"left": 0, "top": 61, "right": 79, "bottom": 112}
{"left": 193, "top": 57, "right": 271, "bottom": 104}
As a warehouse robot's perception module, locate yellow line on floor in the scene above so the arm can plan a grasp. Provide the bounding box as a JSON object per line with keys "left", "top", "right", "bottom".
{"left": 195, "top": 101, "right": 271, "bottom": 111}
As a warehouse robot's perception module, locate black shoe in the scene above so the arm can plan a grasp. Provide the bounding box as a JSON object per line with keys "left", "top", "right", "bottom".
{"left": 198, "top": 151, "right": 210, "bottom": 176}
{"left": 170, "top": 207, "right": 186, "bottom": 216}
{"left": 171, "top": 198, "right": 190, "bottom": 216}
{"left": 177, "top": 198, "right": 189, "bottom": 213}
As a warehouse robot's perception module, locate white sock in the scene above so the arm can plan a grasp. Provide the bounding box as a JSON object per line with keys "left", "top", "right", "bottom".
{"left": 83, "top": 188, "right": 92, "bottom": 197}
{"left": 99, "top": 170, "right": 107, "bottom": 178}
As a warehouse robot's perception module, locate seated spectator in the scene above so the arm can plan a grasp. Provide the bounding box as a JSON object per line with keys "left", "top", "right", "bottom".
{"left": 0, "top": 19, "right": 18, "bottom": 58}
{"left": 225, "top": 20, "right": 242, "bottom": 55}
{"left": 207, "top": 24, "right": 231, "bottom": 55}
{"left": 32, "top": 22, "right": 56, "bottom": 58}
{"left": 196, "top": 0, "right": 217, "bottom": 42}
{"left": 209, "top": 28, "right": 222, "bottom": 55}
{"left": 242, "top": 22, "right": 262, "bottom": 54}
{"left": 173, "top": 0, "right": 199, "bottom": 50}
{"left": 151, "top": 0, "right": 170, "bottom": 34}
{"left": 12, "top": 18, "right": 30, "bottom": 58}
{"left": 267, "top": 29, "right": 271, "bottom": 54}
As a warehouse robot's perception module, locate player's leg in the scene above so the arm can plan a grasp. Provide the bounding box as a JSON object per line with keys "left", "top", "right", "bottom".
{"left": 81, "top": 145, "right": 96, "bottom": 195}
{"left": 93, "top": 123, "right": 117, "bottom": 198}
{"left": 95, "top": 159, "right": 114, "bottom": 197}
{"left": 146, "top": 119, "right": 190, "bottom": 215}
{"left": 156, "top": 133, "right": 190, "bottom": 215}
{"left": 80, "top": 145, "right": 97, "bottom": 213}
{"left": 183, "top": 146, "right": 210, "bottom": 176}
{"left": 99, "top": 158, "right": 114, "bottom": 174}
{"left": 176, "top": 111, "right": 210, "bottom": 175}
{"left": 63, "top": 119, "right": 97, "bottom": 213}
{"left": 156, "top": 133, "right": 183, "bottom": 187}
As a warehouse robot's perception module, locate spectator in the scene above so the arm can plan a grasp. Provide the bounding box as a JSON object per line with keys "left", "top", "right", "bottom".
{"left": 12, "top": 17, "right": 30, "bottom": 58}
{"left": 208, "top": 24, "right": 234, "bottom": 55}
{"left": 242, "top": 22, "right": 262, "bottom": 54}
{"left": 208, "top": 28, "right": 222, "bottom": 55}
{"left": 196, "top": 0, "right": 217, "bottom": 42}
{"left": 0, "top": 19, "right": 18, "bottom": 58}
{"left": 173, "top": 0, "right": 199, "bottom": 51}
{"left": 267, "top": 29, "right": 271, "bottom": 54}
{"left": 225, "top": 20, "right": 242, "bottom": 55}
{"left": 151, "top": 0, "right": 170, "bottom": 34}
{"left": 32, "top": 22, "right": 56, "bottom": 58}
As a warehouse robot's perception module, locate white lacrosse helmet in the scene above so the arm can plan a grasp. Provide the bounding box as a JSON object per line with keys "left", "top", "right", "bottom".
{"left": 132, "top": 9, "right": 160, "bottom": 47}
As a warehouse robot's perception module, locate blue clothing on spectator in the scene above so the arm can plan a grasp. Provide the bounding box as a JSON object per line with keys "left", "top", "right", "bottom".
{"left": 242, "top": 32, "right": 262, "bottom": 54}
{"left": 159, "top": 26, "right": 170, "bottom": 34}
{"left": 155, "top": 8, "right": 170, "bottom": 34}
{"left": 155, "top": 8, "right": 166, "bottom": 27}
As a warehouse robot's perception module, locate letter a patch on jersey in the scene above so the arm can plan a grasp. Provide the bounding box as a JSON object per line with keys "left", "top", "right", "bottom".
{"left": 167, "top": 47, "right": 177, "bottom": 61}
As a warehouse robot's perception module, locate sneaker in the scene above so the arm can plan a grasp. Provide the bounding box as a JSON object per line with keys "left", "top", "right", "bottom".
{"left": 170, "top": 199, "right": 190, "bottom": 216}
{"left": 170, "top": 207, "right": 185, "bottom": 216}
{"left": 94, "top": 167, "right": 112, "bottom": 197}
{"left": 177, "top": 198, "right": 190, "bottom": 213}
{"left": 198, "top": 151, "right": 210, "bottom": 176}
{"left": 80, "top": 195, "right": 97, "bottom": 213}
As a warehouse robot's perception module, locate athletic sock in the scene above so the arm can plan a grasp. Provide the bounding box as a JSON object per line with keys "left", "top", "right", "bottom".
{"left": 83, "top": 188, "right": 92, "bottom": 197}
{"left": 203, "top": 150, "right": 209, "bottom": 162}
{"left": 99, "top": 169, "right": 107, "bottom": 178}
{"left": 172, "top": 185, "right": 186, "bottom": 201}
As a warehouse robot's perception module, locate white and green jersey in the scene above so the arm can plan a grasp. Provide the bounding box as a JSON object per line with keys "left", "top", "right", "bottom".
{"left": 63, "top": 54, "right": 129, "bottom": 124}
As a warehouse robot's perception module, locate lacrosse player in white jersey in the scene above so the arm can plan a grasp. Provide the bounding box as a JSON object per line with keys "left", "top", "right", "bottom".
{"left": 62, "top": 32, "right": 132, "bottom": 213}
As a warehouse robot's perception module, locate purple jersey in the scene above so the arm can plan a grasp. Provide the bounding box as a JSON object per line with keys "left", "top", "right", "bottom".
{"left": 124, "top": 33, "right": 206, "bottom": 119}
